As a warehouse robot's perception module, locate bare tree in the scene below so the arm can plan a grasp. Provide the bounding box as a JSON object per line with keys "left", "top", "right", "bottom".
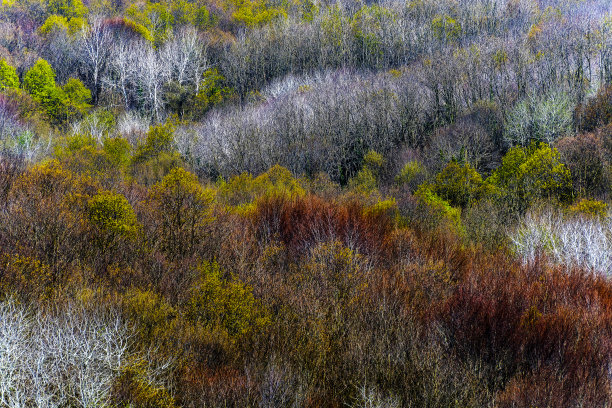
{"left": 512, "top": 209, "right": 612, "bottom": 276}
{"left": 77, "top": 16, "right": 112, "bottom": 103}
{"left": 161, "top": 27, "right": 209, "bottom": 90}
{"left": 0, "top": 301, "right": 131, "bottom": 407}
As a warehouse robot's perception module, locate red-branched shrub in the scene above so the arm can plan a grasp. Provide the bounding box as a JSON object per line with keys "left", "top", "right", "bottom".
{"left": 251, "top": 194, "right": 394, "bottom": 261}
{"left": 440, "top": 256, "right": 612, "bottom": 405}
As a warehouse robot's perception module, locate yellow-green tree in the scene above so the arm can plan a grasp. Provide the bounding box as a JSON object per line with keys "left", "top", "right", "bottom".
{"left": 47, "top": 0, "right": 88, "bottom": 19}
{"left": 431, "top": 160, "right": 493, "bottom": 208}
{"left": 23, "top": 59, "right": 57, "bottom": 99}
{"left": 61, "top": 78, "right": 92, "bottom": 121}
{"left": 86, "top": 190, "right": 138, "bottom": 256}
{"left": 186, "top": 261, "right": 269, "bottom": 339}
{"left": 148, "top": 167, "right": 215, "bottom": 258}
{"left": 0, "top": 60, "right": 19, "bottom": 91}
{"left": 488, "top": 143, "right": 573, "bottom": 212}
{"left": 23, "top": 60, "right": 91, "bottom": 125}
{"left": 130, "top": 121, "right": 183, "bottom": 185}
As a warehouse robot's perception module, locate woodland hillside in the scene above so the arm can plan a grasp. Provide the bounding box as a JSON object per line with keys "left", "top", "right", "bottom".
{"left": 1, "top": 0, "right": 612, "bottom": 406}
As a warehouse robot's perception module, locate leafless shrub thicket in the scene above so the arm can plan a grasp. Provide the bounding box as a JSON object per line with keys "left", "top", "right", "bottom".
{"left": 0, "top": 301, "right": 131, "bottom": 407}
{"left": 193, "top": 70, "right": 430, "bottom": 182}
{"left": 512, "top": 210, "right": 612, "bottom": 276}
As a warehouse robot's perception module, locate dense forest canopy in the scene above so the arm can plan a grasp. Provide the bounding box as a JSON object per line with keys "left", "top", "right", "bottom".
{"left": 1, "top": 0, "right": 612, "bottom": 406}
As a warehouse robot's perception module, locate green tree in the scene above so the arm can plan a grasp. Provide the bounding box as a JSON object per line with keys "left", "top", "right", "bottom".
{"left": 414, "top": 184, "right": 463, "bottom": 233}
{"left": 85, "top": 190, "right": 139, "bottom": 273}
{"left": 87, "top": 190, "right": 138, "bottom": 238}
{"left": 23, "top": 61, "right": 92, "bottom": 126}
{"left": 132, "top": 121, "right": 175, "bottom": 163}
{"left": 130, "top": 121, "right": 184, "bottom": 185}
{"left": 126, "top": 1, "right": 174, "bottom": 46}
{"left": 23, "top": 59, "right": 68, "bottom": 124}
{"left": 39, "top": 15, "right": 69, "bottom": 36}
{"left": 187, "top": 261, "right": 269, "bottom": 339}
{"left": 0, "top": 60, "right": 19, "bottom": 91}
{"left": 61, "top": 78, "right": 92, "bottom": 121}
{"left": 488, "top": 143, "right": 573, "bottom": 212}
{"left": 348, "top": 150, "right": 385, "bottom": 195}
{"left": 231, "top": 0, "right": 286, "bottom": 27}
{"left": 431, "top": 160, "right": 493, "bottom": 208}
{"left": 47, "top": 0, "right": 88, "bottom": 18}
{"left": 23, "top": 59, "right": 56, "bottom": 99}
{"left": 192, "top": 69, "right": 234, "bottom": 118}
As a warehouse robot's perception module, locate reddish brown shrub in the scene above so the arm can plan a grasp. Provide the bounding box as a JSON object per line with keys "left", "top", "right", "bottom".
{"left": 251, "top": 194, "right": 394, "bottom": 261}
{"left": 497, "top": 366, "right": 609, "bottom": 408}
{"left": 575, "top": 85, "right": 612, "bottom": 132}
{"left": 440, "top": 257, "right": 612, "bottom": 404}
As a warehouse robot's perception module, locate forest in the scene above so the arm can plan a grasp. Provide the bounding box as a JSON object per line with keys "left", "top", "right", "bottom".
{"left": 1, "top": 0, "right": 612, "bottom": 406}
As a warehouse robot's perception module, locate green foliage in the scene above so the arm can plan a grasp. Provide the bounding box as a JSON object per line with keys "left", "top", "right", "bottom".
{"left": 22, "top": 60, "right": 89, "bottom": 125}
{"left": 86, "top": 190, "right": 138, "bottom": 237}
{"left": 129, "top": 121, "right": 184, "bottom": 184}
{"left": 0, "top": 59, "right": 19, "bottom": 91}
{"left": 121, "top": 288, "right": 177, "bottom": 342}
{"left": 488, "top": 143, "right": 573, "bottom": 211}
{"left": 193, "top": 69, "right": 234, "bottom": 117}
{"left": 520, "top": 144, "right": 573, "bottom": 201}
{"left": 231, "top": 0, "right": 286, "bottom": 27}
{"left": 431, "top": 161, "right": 493, "bottom": 208}
{"left": 39, "top": 14, "right": 69, "bottom": 35}
{"left": 362, "top": 150, "right": 384, "bottom": 171}
{"left": 170, "top": 0, "right": 211, "bottom": 28}
{"left": 365, "top": 197, "right": 398, "bottom": 221}
{"left": 47, "top": 0, "right": 88, "bottom": 18}
{"left": 54, "top": 134, "right": 128, "bottom": 180}
{"left": 348, "top": 150, "right": 385, "bottom": 195}
{"left": 126, "top": 1, "right": 174, "bottom": 46}
{"left": 61, "top": 78, "right": 92, "bottom": 120}
{"left": 414, "top": 184, "right": 462, "bottom": 232}
{"left": 66, "top": 16, "right": 86, "bottom": 32}
{"left": 395, "top": 160, "right": 427, "bottom": 192}
{"left": 16, "top": 159, "right": 79, "bottom": 197}
{"left": 133, "top": 122, "right": 175, "bottom": 163}
{"left": 349, "top": 167, "right": 378, "bottom": 195}
{"left": 54, "top": 133, "right": 96, "bottom": 158}
{"left": 39, "top": 14, "right": 86, "bottom": 36}
{"left": 186, "top": 261, "right": 270, "bottom": 339}
{"left": 103, "top": 137, "right": 131, "bottom": 168}
{"left": 122, "top": 18, "right": 154, "bottom": 43}
{"left": 23, "top": 59, "right": 56, "bottom": 99}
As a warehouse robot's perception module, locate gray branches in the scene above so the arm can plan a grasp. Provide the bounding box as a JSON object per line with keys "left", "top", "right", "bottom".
{"left": 0, "top": 301, "right": 130, "bottom": 407}
{"left": 193, "top": 70, "right": 429, "bottom": 182}
{"left": 511, "top": 210, "right": 612, "bottom": 276}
